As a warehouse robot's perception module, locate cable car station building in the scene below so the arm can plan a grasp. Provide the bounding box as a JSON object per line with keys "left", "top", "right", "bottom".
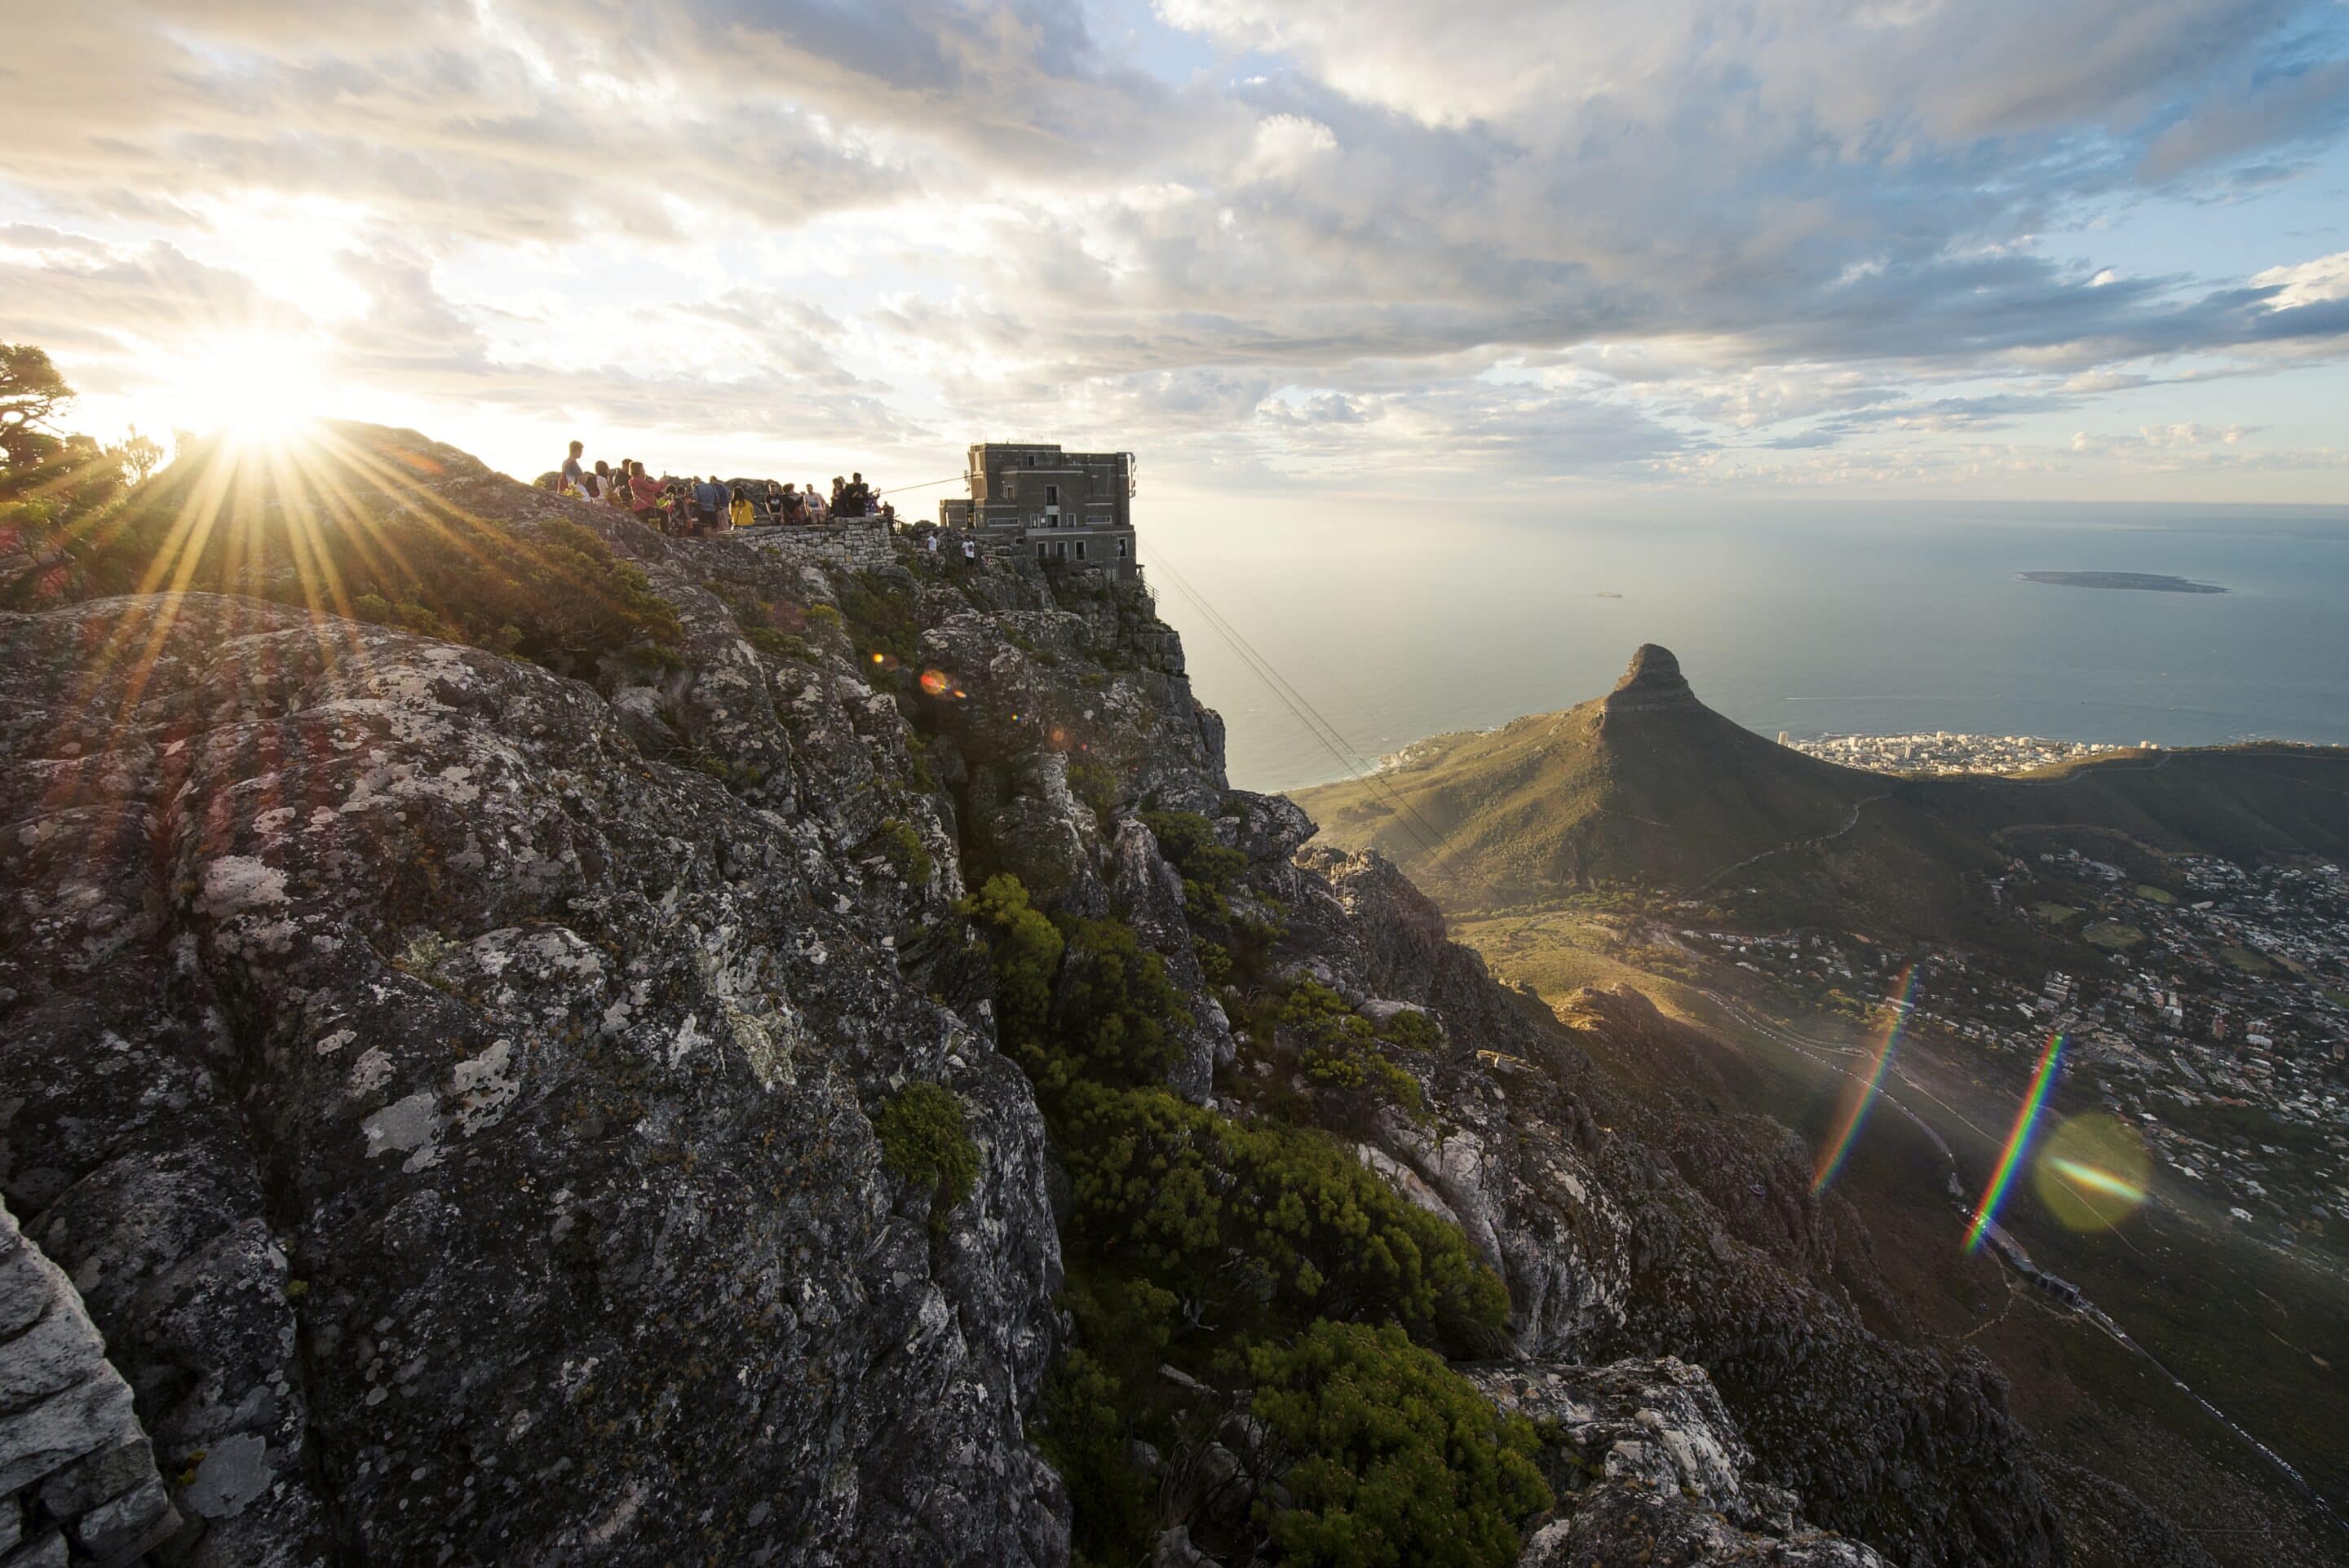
{"left": 938, "top": 443, "right": 1138, "bottom": 578}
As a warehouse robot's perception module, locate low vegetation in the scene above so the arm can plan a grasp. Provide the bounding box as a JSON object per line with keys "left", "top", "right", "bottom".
{"left": 961, "top": 870, "right": 1526, "bottom": 1566}
{"left": 1250, "top": 1322, "right": 1551, "bottom": 1568}
{"left": 873, "top": 1082, "right": 980, "bottom": 1230}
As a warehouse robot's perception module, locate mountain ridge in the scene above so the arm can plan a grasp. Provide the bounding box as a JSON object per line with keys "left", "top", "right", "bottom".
{"left": 0, "top": 428, "right": 2214, "bottom": 1567}
{"left": 1298, "top": 644, "right": 2349, "bottom": 934}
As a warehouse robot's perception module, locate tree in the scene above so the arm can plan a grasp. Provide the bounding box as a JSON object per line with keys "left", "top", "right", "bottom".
{"left": 0, "top": 343, "right": 73, "bottom": 470}
{"left": 113, "top": 426, "right": 166, "bottom": 484}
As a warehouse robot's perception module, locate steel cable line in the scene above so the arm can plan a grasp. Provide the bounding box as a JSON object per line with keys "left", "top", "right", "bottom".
{"left": 1144, "top": 545, "right": 1503, "bottom": 908}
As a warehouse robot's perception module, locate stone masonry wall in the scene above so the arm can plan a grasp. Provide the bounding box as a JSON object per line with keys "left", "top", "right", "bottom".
{"left": 741, "top": 520, "right": 896, "bottom": 571}
{"left": 0, "top": 1204, "right": 178, "bottom": 1567}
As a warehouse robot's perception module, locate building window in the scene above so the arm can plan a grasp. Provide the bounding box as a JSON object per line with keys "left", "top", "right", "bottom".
{"left": 1117, "top": 537, "right": 1130, "bottom": 559}
{"left": 1075, "top": 540, "right": 1086, "bottom": 560}
{"left": 1036, "top": 541, "right": 1047, "bottom": 561}
{"left": 1045, "top": 484, "right": 1059, "bottom": 503}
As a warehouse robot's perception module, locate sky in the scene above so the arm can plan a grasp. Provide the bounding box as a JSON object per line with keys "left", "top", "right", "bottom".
{"left": 4, "top": 0, "right": 2349, "bottom": 514}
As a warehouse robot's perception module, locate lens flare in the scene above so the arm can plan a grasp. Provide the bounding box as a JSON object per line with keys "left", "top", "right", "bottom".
{"left": 2049, "top": 1159, "right": 2146, "bottom": 1202}
{"left": 919, "top": 669, "right": 949, "bottom": 696}
{"left": 2033, "top": 1113, "right": 2153, "bottom": 1231}
{"left": 1812, "top": 964, "right": 1920, "bottom": 1193}
{"left": 1966, "top": 1032, "right": 2065, "bottom": 1253}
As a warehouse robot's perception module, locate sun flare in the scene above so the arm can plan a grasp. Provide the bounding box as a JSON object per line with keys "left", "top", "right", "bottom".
{"left": 170, "top": 332, "right": 328, "bottom": 442}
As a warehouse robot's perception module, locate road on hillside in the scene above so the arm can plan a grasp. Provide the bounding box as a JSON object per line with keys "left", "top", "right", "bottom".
{"left": 1692, "top": 986, "right": 2348, "bottom": 1540}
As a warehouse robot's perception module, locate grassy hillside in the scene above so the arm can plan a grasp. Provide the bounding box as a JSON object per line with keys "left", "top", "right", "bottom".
{"left": 1298, "top": 645, "right": 2349, "bottom": 936}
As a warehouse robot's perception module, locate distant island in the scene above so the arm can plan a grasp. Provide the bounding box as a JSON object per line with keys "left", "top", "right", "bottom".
{"left": 2019, "top": 571, "right": 2227, "bottom": 594}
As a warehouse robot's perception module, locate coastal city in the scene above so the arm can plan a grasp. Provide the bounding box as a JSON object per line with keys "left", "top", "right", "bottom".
{"left": 1781, "top": 731, "right": 2151, "bottom": 774}
{"left": 1652, "top": 852, "right": 2349, "bottom": 1257}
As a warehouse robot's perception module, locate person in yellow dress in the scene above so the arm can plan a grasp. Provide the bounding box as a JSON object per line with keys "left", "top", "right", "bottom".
{"left": 731, "top": 487, "right": 755, "bottom": 531}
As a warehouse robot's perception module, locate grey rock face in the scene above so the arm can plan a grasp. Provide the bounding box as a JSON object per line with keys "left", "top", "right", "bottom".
{"left": 1, "top": 451, "right": 1068, "bottom": 1566}
{"left": 0, "top": 1203, "right": 179, "bottom": 1567}
{"left": 0, "top": 427, "right": 2088, "bottom": 1568}
{"left": 1472, "top": 1356, "right": 1887, "bottom": 1567}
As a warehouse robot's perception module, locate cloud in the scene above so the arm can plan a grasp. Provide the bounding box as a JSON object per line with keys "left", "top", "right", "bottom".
{"left": 0, "top": 0, "right": 2344, "bottom": 492}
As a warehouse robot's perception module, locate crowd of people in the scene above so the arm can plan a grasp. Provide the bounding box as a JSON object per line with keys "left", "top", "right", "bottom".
{"left": 550, "top": 439, "right": 902, "bottom": 537}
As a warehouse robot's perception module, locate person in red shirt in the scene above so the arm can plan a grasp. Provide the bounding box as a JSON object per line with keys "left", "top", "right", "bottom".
{"left": 627, "top": 460, "right": 661, "bottom": 516}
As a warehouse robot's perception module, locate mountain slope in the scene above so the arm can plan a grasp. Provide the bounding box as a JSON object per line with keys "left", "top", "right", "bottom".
{"left": 0, "top": 429, "right": 2164, "bottom": 1567}
{"left": 1297, "top": 644, "right": 2349, "bottom": 931}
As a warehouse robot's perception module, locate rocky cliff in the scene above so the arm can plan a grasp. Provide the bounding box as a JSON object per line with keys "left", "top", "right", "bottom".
{"left": 0, "top": 426, "right": 2067, "bottom": 1566}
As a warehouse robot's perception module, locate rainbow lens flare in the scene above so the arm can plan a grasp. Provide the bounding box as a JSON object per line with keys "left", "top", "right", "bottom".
{"left": 1965, "top": 1032, "right": 2065, "bottom": 1252}
{"left": 1812, "top": 965, "right": 1920, "bottom": 1194}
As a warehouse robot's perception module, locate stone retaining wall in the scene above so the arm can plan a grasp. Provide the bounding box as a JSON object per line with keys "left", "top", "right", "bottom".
{"left": 0, "top": 1205, "right": 178, "bottom": 1566}
{"left": 739, "top": 521, "right": 896, "bottom": 570}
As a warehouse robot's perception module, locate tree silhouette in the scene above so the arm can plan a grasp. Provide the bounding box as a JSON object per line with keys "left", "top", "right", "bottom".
{"left": 0, "top": 343, "right": 74, "bottom": 470}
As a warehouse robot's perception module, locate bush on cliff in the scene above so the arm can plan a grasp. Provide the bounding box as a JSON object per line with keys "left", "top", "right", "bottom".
{"left": 959, "top": 872, "right": 1191, "bottom": 1093}
{"left": 874, "top": 1082, "right": 980, "bottom": 1230}
{"left": 1248, "top": 1321, "right": 1551, "bottom": 1568}
{"left": 1278, "top": 980, "right": 1426, "bottom": 1114}
{"left": 1055, "top": 1082, "right": 1504, "bottom": 1346}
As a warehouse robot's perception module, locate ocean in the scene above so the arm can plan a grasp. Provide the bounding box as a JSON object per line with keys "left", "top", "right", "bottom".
{"left": 1141, "top": 501, "right": 2349, "bottom": 795}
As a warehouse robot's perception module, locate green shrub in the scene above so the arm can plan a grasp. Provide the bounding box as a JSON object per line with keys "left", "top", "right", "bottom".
{"left": 1033, "top": 1349, "right": 1155, "bottom": 1565}
{"left": 1068, "top": 759, "right": 1119, "bottom": 824}
{"left": 1052, "top": 917, "right": 1192, "bottom": 1092}
{"left": 1141, "top": 809, "right": 1249, "bottom": 925}
{"left": 874, "top": 1082, "right": 980, "bottom": 1230}
{"left": 1281, "top": 981, "right": 1424, "bottom": 1113}
{"left": 744, "top": 625, "right": 812, "bottom": 660}
{"left": 1379, "top": 1008, "right": 1443, "bottom": 1053}
{"left": 967, "top": 866, "right": 1515, "bottom": 1555}
{"left": 805, "top": 603, "right": 845, "bottom": 631}
{"left": 875, "top": 818, "right": 934, "bottom": 885}
{"left": 1056, "top": 1083, "right": 1504, "bottom": 1344}
{"left": 838, "top": 569, "right": 918, "bottom": 664}
{"left": 962, "top": 874, "right": 1190, "bottom": 1095}
{"left": 958, "top": 873, "right": 1066, "bottom": 1060}
{"left": 1249, "top": 1321, "right": 1551, "bottom": 1568}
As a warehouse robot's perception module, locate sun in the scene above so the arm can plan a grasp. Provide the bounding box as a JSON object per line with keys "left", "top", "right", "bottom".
{"left": 168, "top": 331, "right": 329, "bottom": 443}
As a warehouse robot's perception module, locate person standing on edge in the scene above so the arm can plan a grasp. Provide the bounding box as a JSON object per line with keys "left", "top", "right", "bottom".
{"left": 560, "top": 439, "right": 586, "bottom": 497}
{"left": 960, "top": 535, "right": 976, "bottom": 570}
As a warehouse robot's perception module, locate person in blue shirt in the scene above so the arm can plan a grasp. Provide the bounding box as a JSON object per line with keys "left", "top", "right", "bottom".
{"left": 692, "top": 475, "right": 729, "bottom": 534}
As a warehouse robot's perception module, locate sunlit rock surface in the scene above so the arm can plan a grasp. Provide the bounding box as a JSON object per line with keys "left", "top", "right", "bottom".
{"left": 0, "top": 427, "right": 2086, "bottom": 1566}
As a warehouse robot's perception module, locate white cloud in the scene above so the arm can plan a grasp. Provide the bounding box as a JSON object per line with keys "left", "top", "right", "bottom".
{"left": 0, "top": 0, "right": 2343, "bottom": 492}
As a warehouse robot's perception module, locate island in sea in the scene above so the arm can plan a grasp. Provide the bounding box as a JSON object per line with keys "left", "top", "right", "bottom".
{"left": 2019, "top": 570, "right": 2227, "bottom": 594}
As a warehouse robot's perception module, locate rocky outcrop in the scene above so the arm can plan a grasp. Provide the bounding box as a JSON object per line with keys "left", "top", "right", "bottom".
{"left": 0, "top": 431, "right": 1071, "bottom": 1566}
{"left": 1597, "top": 643, "right": 1698, "bottom": 718}
{"left": 0, "top": 426, "right": 2081, "bottom": 1567}
{"left": 0, "top": 1203, "right": 179, "bottom": 1566}
{"left": 1471, "top": 1358, "right": 1886, "bottom": 1566}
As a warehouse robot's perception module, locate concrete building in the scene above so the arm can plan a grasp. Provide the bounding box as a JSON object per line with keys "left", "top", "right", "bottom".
{"left": 939, "top": 443, "right": 1137, "bottom": 576}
